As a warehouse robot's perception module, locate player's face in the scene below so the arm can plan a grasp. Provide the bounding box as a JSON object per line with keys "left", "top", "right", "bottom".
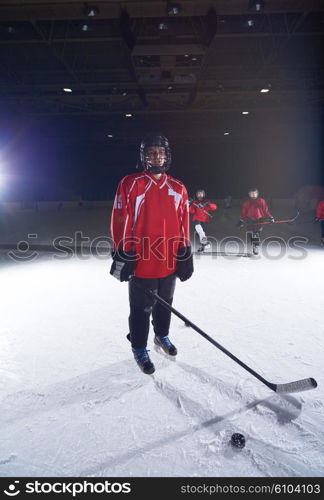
{"left": 196, "top": 191, "right": 204, "bottom": 200}
{"left": 249, "top": 190, "right": 259, "bottom": 199}
{"left": 145, "top": 146, "right": 166, "bottom": 168}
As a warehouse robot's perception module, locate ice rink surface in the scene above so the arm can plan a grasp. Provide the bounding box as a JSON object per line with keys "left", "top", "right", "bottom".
{"left": 1, "top": 244, "right": 323, "bottom": 477}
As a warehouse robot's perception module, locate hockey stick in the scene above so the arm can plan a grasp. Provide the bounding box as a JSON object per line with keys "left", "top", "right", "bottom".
{"left": 144, "top": 289, "right": 317, "bottom": 394}
{"left": 244, "top": 212, "right": 300, "bottom": 226}
{"left": 190, "top": 201, "right": 214, "bottom": 218}
{"left": 194, "top": 251, "right": 252, "bottom": 257}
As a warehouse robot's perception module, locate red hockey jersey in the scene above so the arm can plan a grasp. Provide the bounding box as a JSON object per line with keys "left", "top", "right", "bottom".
{"left": 316, "top": 200, "right": 324, "bottom": 219}
{"left": 189, "top": 199, "right": 217, "bottom": 223}
{"left": 110, "top": 171, "right": 190, "bottom": 279}
{"left": 241, "top": 198, "right": 272, "bottom": 220}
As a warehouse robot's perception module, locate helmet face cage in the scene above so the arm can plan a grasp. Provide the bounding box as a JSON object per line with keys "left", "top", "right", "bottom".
{"left": 140, "top": 134, "right": 171, "bottom": 172}
{"left": 248, "top": 188, "right": 259, "bottom": 199}
{"left": 196, "top": 189, "right": 206, "bottom": 199}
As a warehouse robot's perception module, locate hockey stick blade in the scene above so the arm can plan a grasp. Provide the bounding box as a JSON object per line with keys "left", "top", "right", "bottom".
{"left": 194, "top": 251, "right": 251, "bottom": 257}
{"left": 274, "top": 377, "right": 317, "bottom": 394}
{"left": 133, "top": 283, "right": 318, "bottom": 395}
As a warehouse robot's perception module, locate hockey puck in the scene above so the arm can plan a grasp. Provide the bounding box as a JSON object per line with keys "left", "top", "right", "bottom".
{"left": 230, "top": 433, "right": 245, "bottom": 449}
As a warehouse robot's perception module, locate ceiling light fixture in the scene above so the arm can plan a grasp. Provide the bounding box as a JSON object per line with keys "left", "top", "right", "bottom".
{"left": 249, "top": 0, "right": 265, "bottom": 12}
{"left": 84, "top": 4, "right": 99, "bottom": 17}
{"left": 166, "top": 3, "right": 182, "bottom": 16}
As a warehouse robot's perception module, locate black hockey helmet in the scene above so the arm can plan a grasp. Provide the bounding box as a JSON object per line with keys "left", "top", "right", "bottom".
{"left": 140, "top": 133, "right": 171, "bottom": 172}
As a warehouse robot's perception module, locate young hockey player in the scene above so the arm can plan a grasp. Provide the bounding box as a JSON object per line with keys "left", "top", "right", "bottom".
{"left": 110, "top": 134, "right": 193, "bottom": 374}
{"left": 315, "top": 199, "right": 324, "bottom": 246}
{"left": 238, "top": 188, "right": 274, "bottom": 255}
{"left": 189, "top": 189, "right": 217, "bottom": 252}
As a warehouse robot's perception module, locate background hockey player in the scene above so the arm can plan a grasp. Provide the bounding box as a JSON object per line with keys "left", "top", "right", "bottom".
{"left": 110, "top": 134, "right": 193, "bottom": 374}
{"left": 189, "top": 189, "right": 217, "bottom": 252}
{"left": 238, "top": 188, "right": 274, "bottom": 255}
{"left": 314, "top": 199, "right": 324, "bottom": 246}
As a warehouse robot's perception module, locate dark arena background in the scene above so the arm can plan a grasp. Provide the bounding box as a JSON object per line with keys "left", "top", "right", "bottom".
{"left": 0, "top": 0, "right": 323, "bottom": 486}
{"left": 0, "top": 0, "right": 323, "bottom": 201}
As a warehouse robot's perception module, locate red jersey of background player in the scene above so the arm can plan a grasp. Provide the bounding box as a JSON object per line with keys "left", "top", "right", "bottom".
{"left": 189, "top": 193, "right": 217, "bottom": 222}
{"left": 316, "top": 200, "right": 324, "bottom": 219}
{"left": 241, "top": 188, "right": 273, "bottom": 221}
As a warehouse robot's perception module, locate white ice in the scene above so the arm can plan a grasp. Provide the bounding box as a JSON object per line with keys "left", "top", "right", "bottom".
{"left": 0, "top": 239, "right": 323, "bottom": 477}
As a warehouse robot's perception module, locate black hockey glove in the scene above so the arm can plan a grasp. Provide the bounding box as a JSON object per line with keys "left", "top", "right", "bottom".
{"left": 237, "top": 219, "right": 245, "bottom": 228}
{"left": 110, "top": 250, "right": 137, "bottom": 282}
{"left": 176, "top": 246, "right": 194, "bottom": 282}
{"left": 314, "top": 217, "right": 319, "bottom": 222}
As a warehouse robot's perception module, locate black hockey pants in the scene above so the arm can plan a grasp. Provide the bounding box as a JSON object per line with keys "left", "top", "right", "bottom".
{"left": 128, "top": 273, "right": 176, "bottom": 349}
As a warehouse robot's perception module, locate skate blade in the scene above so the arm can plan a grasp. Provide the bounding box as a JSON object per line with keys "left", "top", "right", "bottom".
{"left": 154, "top": 343, "right": 177, "bottom": 361}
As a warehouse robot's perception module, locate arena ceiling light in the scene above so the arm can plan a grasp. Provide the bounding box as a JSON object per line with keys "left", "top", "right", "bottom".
{"left": 81, "top": 23, "right": 91, "bottom": 32}
{"left": 260, "top": 84, "right": 271, "bottom": 93}
{"left": 84, "top": 4, "right": 99, "bottom": 17}
{"left": 167, "top": 3, "right": 182, "bottom": 16}
{"left": 249, "top": 0, "right": 265, "bottom": 11}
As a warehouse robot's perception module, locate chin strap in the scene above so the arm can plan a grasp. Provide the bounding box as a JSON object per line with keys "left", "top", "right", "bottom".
{"left": 146, "top": 163, "right": 168, "bottom": 174}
